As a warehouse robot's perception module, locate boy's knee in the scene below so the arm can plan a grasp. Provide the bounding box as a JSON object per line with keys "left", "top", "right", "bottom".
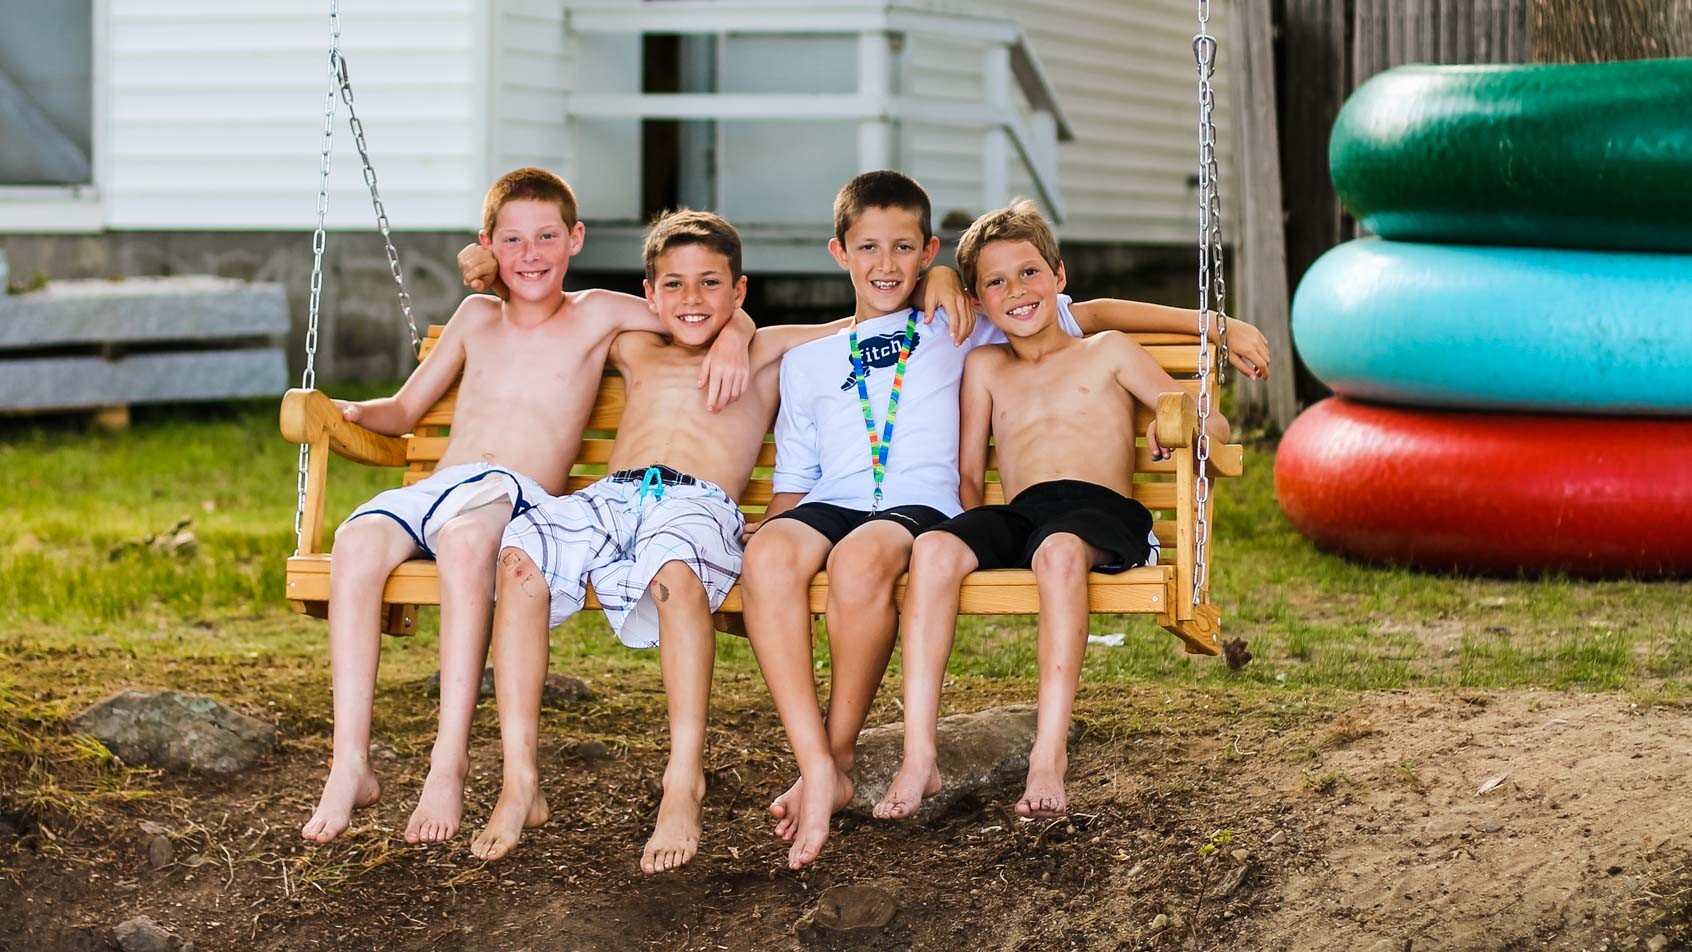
{"left": 1031, "top": 533, "right": 1091, "bottom": 581}
{"left": 910, "top": 531, "right": 975, "bottom": 579}
{"left": 434, "top": 516, "right": 500, "bottom": 566}
{"left": 743, "top": 532, "right": 806, "bottom": 588}
{"left": 827, "top": 535, "right": 906, "bottom": 586}
{"left": 330, "top": 519, "right": 409, "bottom": 578}
{"left": 498, "top": 546, "right": 537, "bottom": 581}
{"left": 650, "top": 561, "right": 708, "bottom": 610}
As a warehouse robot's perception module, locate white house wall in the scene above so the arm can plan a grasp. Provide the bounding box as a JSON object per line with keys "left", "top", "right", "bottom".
{"left": 905, "top": 0, "right": 1238, "bottom": 246}
{"left": 104, "top": 0, "right": 486, "bottom": 231}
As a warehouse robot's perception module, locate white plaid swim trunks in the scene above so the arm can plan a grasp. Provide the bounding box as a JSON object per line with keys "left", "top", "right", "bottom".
{"left": 500, "top": 465, "right": 745, "bottom": 648}
{"left": 341, "top": 461, "right": 548, "bottom": 557}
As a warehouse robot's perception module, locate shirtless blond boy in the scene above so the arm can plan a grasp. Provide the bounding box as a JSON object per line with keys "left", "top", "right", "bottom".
{"left": 464, "top": 210, "right": 963, "bottom": 871}
{"left": 872, "top": 200, "right": 1233, "bottom": 823}
{"left": 302, "top": 170, "right": 752, "bottom": 846}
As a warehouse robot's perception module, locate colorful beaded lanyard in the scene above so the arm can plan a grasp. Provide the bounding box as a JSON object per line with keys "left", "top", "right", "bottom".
{"left": 847, "top": 310, "right": 918, "bottom": 511}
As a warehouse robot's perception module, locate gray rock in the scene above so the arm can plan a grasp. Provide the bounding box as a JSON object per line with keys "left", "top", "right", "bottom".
{"left": 73, "top": 691, "right": 276, "bottom": 775}
{"left": 112, "top": 915, "right": 180, "bottom": 952}
{"left": 814, "top": 884, "right": 897, "bottom": 932}
{"left": 542, "top": 673, "right": 591, "bottom": 706}
{"left": 144, "top": 835, "right": 173, "bottom": 870}
{"left": 847, "top": 705, "right": 1068, "bottom": 822}
{"left": 564, "top": 740, "right": 612, "bottom": 763}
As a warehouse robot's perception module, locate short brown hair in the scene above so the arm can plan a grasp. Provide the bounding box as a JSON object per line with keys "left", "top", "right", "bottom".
{"left": 832, "top": 170, "right": 933, "bottom": 244}
{"left": 642, "top": 209, "right": 743, "bottom": 281}
{"left": 481, "top": 167, "right": 578, "bottom": 236}
{"left": 955, "top": 199, "right": 1061, "bottom": 293}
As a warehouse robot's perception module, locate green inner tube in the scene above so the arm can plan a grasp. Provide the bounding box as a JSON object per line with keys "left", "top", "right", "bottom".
{"left": 1330, "top": 60, "right": 1692, "bottom": 252}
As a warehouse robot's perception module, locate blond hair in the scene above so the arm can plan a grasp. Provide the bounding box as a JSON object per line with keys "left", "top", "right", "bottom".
{"left": 954, "top": 199, "right": 1061, "bottom": 293}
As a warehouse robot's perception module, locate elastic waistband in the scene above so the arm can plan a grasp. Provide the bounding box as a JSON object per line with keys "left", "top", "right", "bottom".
{"left": 608, "top": 464, "right": 700, "bottom": 488}
{"left": 1011, "top": 479, "right": 1127, "bottom": 505}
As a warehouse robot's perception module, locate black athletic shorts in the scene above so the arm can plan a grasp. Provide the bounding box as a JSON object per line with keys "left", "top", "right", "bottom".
{"left": 767, "top": 501, "right": 949, "bottom": 547}
{"left": 931, "top": 480, "right": 1157, "bottom": 573}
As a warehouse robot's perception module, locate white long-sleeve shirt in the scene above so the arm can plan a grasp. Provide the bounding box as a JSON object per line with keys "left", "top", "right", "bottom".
{"left": 773, "top": 295, "right": 1082, "bottom": 516}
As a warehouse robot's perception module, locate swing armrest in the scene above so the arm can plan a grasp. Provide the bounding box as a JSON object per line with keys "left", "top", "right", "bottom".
{"left": 279, "top": 389, "right": 410, "bottom": 468}
{"left": 1153, "top": 392, "right": 1198, "bottom": 449}
{"left": 1153, "top": 392, "right": 1242, "bottom": 477}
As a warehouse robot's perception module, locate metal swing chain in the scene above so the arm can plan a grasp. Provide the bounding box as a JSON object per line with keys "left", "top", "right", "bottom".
{"left": 334, "top": 50, "right": 422, "bottom": 359}
{"left": 295, "top": 0, "right": 343, "bottom": 554}
{"left": 1190, "top": 0, "right": 1229, "bottom": 605}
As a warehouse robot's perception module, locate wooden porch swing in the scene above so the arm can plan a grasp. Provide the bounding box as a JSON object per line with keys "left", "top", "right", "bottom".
{"left": 280, "top": 1, "right": 1244, "bottom": 656}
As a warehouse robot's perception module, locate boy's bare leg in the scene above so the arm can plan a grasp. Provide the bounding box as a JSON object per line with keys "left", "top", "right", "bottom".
{"left": 642, "top": 561, "right": 715, "bottom": 875}
{"left": 303, "top": 519, "right": 420, "bottom": 843}
{"left": 470, "top": 547, "right": 553, "bottom": 860}
{"left": 407, "top": 502, "right": 510, "bottom": 844}
{"left": 874, "top": 531, "right": 977, "bottom": 820}
{"left": 741, "top": 521, "right": 849, "bottom": 870}
{"left": 1018, "top": 533, "right": 1104, "bottom": 819}
{"left": 772, "top": 522, "right": 912, "bottom": 865}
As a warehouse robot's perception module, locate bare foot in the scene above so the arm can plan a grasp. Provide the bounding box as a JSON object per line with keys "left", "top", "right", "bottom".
{"left": 301, "top": 759, "right": 381, "bottom": 843}
{"left": 404, "top": 761, "right": 467, "bottom": 844}
{"left": 469, "top": 776, "right": 548, "bottom": 861}
{"left": 871, "top": 757, "right": 941, "bottom": 820}
{"left": 770, "top": 777, "right": 802, "bottom": 841}
{"left": 641, "top": 773, "right": 706, "bottom": 875}
{"left": 788, "top": 766, "right": 853, "bottom": 870}
{"left": 1015, "top": 752, "right": 1069, "bottom": 819}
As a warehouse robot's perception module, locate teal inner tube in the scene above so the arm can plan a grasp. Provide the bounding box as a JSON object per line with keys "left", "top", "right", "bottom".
{"left": 1291, "top": 238, "right": 1692, "bottom": 414}
{"left": 1330, "top": 60, "right": 1692, "bottom": 252}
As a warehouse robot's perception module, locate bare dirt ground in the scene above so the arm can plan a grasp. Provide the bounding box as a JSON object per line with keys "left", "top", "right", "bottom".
{"left": 3, "top": 685, "right": 1687, "bottom": 951}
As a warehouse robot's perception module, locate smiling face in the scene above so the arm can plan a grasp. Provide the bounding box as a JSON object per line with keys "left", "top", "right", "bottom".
{"left": 643, "top": 242, "right": 747, "bottom": 349}
{"left": 829, "top": 205, "right": 940, "bottom": 320}
{"left": 971, "top": 238, "right": 1068, "bottom": 338}
{"left": 480, "top": 198, "right": 584, "bottom": 302}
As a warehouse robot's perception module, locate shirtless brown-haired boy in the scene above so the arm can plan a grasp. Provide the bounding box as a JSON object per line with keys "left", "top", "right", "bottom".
{"left": 872, "top": 199, "right": 1233, "bottom": 822}
{"left": 465, "top": 210, "right": 963, "bottom": 871}
{"left": 302, "top": 171, "right": 753, "bottom": 846}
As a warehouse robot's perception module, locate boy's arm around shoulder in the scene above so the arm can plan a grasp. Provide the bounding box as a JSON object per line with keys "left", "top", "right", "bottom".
{"left": 1068, "top": 297, "right": 1271, "bottom": 381}
{"left": 749, "top": 317, "right": 852, "bottom": 369}
{"left": 333, "top": 294, "right": 490, "bottom": 435}
{"left": 1094, "top": 331, "right": 1230, "bottom": 458}
{"left": 595, "top": 289, "right": 756, "bottom": 411}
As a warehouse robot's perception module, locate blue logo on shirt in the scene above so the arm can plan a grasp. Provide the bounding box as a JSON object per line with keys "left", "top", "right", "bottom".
{"left": 839, "top": 327, "right": 922, "bottom": 391}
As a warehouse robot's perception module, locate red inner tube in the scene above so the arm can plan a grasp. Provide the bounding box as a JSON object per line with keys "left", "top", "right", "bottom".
{"left": 1274, "top": 398, "right": 1692, "bottom": 577}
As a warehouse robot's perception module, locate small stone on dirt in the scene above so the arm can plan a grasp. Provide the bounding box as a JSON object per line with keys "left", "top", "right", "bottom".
{"left": 1267, "top": 830, "right": 1286, "bottom": 845}
{"left": 73, "top": 690, "right": 276, "bottom": 774}
{"left": 1647, "top": 934, "right": 1669, "bottom": 952}
{"left": 1481, "top": 820, "right": 1502, "bottom": 833}
{"left": 812, "top": 884, "right": 898, "bottom": 933}
{"left": 541, "top": 673, "right": 591, "bottom": 706}
{"left": 145, "top": 834, "right": 173, "bottom": 869}
{"left": 1150, "top": 913, "right": 1169, "bottom": 931}
{"left": 1209, "top": 863, "right": 1249, "bottom": 898}
{"left": 112, "top": 915, "right": 181, "bottom": 952}
{"left": 565, "top": 739, "right": 613, "bottom": 763}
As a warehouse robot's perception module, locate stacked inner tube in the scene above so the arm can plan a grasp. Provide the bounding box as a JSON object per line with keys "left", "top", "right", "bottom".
{"left": 1275, "top": 60, "right": 1692, "bottom": 577}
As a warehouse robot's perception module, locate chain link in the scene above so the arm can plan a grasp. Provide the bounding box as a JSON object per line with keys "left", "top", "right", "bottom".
{"left": 1190, "top": 2, "right": 1229, "bottom": 605}
{"left": 336, "top": 52, "right": 422, "bottom": 358}
{"left": 296, "top": 0, "right": 343, "bottom": 554}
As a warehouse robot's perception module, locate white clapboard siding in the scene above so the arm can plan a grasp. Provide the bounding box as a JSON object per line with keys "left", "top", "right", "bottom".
{"left": 105, "top": 0, "right": 486, "bottom": 230}
{"left": 905, "top": 0, "right": 1237, "bottom": 246}
{"left": 490, "top": 0, "right": 569, "bottom": 194}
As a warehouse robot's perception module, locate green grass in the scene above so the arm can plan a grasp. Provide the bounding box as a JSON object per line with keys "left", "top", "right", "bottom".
{"left": 2, "top": 397, "right": 1688, "bottom": 704}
